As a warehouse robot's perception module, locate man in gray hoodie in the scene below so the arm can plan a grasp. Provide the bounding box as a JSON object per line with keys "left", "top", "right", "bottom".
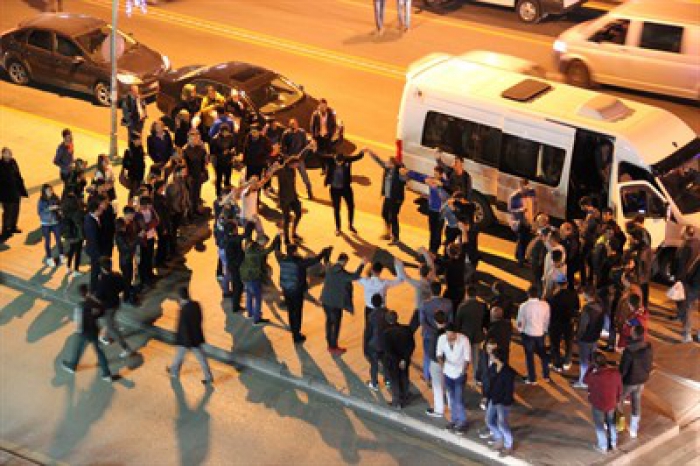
{"left": 320, "top": 253, "right": 367, "bottom": 355}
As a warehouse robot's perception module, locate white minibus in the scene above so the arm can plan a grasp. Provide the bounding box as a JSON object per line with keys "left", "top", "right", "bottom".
{"left": 397, "top": 53, "right": 700, "bottom": 279}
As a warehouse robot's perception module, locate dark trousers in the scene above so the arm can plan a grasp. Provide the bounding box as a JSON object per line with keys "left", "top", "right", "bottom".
{"left": 281, "top": 200, "right": 302, "bottom": 239}
{"left": 315, "top": 135, "right": 332, "bottom": 156}
{"left": 323, "top": 305, "right": 343, "bottom": 348}
{"left": 549, "top": 323, "right": 573, "bottom": 368}
{"left": 246, "top": 164, "right": 265, "bottom": 180}
{"left": 66, "top": 333, "right": 111, "bottom": 377}
{"left": 214, "top": 164, "right": 232, "bottom": 197}
{"left": 330, "top": 186, "right": 354, "bottom": 231}
{"left": 155, "top": 228, "right": 169, "bottom": 266}
{"left": 580, "top": 245, "right": 594, "bottom": 287}
{"left": 66, "top": 240, "right": 83, "bottom": 271}
{"left": 89, "top": 254, "right": 100, "bottom": 292}
{"left": 366, "top": 349, "right": 386, "bottom": 385}
{"left": 640, "top": 282, "right": 650, "bottom": 308}
{"left": 522, "top": 334, "right": 550, "bottom": 382}
{"left": 229, "top": 265, "right": 244, "bottom": 312}
{"left": 515, "top": 226, "right": 532, "bottom": 266}
{"left": 428, "top": 210, "right": 444, "bottom": 254}
{"left": 381, "top": 198, "right": 403, "bottom": 240}
{"left": 283, "top": 289, "right": 305, "bottom": 338}
{"left": 1, "top": 201, "right": 20, "bottom": 234}
{"left": 120, "top": 258, "right": 135, "bottom": 302}
{"left": 385, "top": 359, "right": 410, "bottom": 406}
{"left": 41, "top": 224, "right": 63, "bottom": 258}
{"left": 138, "top": 238, "right": 156, "bottom": 285}
{"left": 189, "top": 178, "right": 203, "bottom": 215}
{"left": 170, "top": 213, "right": 183, "bottom": 252}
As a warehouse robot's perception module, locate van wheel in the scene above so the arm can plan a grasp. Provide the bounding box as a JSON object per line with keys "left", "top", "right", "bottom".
{"left": 566, "top": 60, "right": 592, "bottom": 88}
{"left": 516, "top": 0, "right": 541, "bottom": 23}
{"left": 472, "top": 193, "right": 494, "bottom": 230}
{"left": 93, "top": 81, "right": 111, "bottom": 106}
{"left": 7, "top": 60, "right": 30, "bottom": 85}
{"left": 655, "top": 248, "right": 676, "bottom": 285}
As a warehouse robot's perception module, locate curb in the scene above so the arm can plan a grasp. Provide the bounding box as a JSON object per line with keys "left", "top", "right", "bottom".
{"left": 1, "top": 270, "right": 524, "bottom": 466}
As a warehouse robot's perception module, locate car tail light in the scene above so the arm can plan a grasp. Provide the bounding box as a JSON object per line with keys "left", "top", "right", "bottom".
{"left": 396, "top": 139, "right": 403, "bottom": 162}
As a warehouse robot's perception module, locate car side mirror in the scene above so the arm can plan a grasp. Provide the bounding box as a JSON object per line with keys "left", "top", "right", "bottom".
{"left": 72, "top": 56, "right": 85, "bottom": 65}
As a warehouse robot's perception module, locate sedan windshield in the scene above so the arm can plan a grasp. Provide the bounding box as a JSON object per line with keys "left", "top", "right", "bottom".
{"left": 653, "top": 138, "right": 700, "bottom": 215}
{"left": 247, "top": 76, "right": 303, "bottom": 114}
{"left": 75, "top": 25, "right": 136, "bottom": 62}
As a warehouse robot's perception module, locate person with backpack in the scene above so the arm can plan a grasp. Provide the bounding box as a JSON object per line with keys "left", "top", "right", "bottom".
{"left": 618, "top": 325, "right": 653, "bottom": 439}
{"left": 274, "top": 236, "right": 331, "bottom": 343}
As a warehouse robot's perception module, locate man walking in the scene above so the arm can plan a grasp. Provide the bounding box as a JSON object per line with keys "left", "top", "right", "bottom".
{"left": 584, "top": 352, "right": 622, "bottom": 454}
{"left": 95, "top": 257, "right": 134, "bottom": 358}
{"left": 62, "top": 284, "right": 116, "bottom": 382}
{"left": 370, "top": 152, "right": 408, "bottom": 245}
{"left": 516, "top": 285, "right": 551, "bottom": 385}
{"left": 320, "top": 253, "right": 367, "bottom": 355}
{"left": 275, "top": 239, "right": 331, "bottom": 343}
{"left": 618, "top": 325, "right": 653, "bottom": 438}
{"left": 0, "top": 147, "right": 28, "bottom": 242}
{"left": 573, "top": 286, "right": 605, "bottom": 389}
{"left": 437, "top": 324, "right": 470, "bottom": 434}
{"left": 383, "top": 311, "right": 415, "bottom": 408}
{"left": 167, "top": 287, "right": 213, "bottom": 385}
{"left": 373, "top": 0, "right": 387, "bottom": 35}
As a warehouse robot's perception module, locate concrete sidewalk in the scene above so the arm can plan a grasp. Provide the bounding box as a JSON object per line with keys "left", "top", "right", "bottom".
{"left": 1, "top": 107, "right": 698, "bottom": 465}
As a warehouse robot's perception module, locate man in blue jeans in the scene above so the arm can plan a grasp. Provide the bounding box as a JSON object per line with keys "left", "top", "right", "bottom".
{"left": 481, "top": 347, "right": 516, "bottom": 456}
{"left": 573, "top": 287, "right": 605, "bottom": 389}
{"left": 584, "top": 352, "right": 622, "bottom": 453}
{"left": 516, "top": 285, "right": 551, "bottom": 384}
{"left": 437, "top": 324, "right": 470, "bottom": 434}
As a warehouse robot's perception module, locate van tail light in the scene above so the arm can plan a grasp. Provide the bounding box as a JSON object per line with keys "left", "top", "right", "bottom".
{"left": 396, "top": 139, "right": 403, "bottom": 162}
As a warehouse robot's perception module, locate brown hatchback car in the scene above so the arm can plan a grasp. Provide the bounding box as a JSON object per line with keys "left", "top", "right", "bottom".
{"left": 0, "top": 13, "right": 170, "bottom": 106}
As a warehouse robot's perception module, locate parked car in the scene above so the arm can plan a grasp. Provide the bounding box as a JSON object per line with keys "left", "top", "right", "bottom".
{"left": 422, "top": 0, "right": 588, "bottom": 23}
{"left": 156, "top": 61, "right": 344, "bottom": 145}
{"left": 553, "top": 0, "right": 700, "bottom": 100}
{"left": 0, "top": 13, "right": 170, "bottom": 106}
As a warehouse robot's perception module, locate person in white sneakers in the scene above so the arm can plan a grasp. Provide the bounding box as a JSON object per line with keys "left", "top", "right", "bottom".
{"left": 618, "top": 325, "right": 653, "bottom": 438}
{"left": 437, "top": 324, "right": 470, "bottom": 434}
{"left": 425, "top": 310, "right": 449, "bottom": 418}
{"left": 37, "top": 183, "right": 65, "bottom": 267}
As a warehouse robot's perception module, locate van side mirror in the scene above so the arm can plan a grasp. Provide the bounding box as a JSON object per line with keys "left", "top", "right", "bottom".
{"left": 72, "top": 56, "right": 85, "bottom": 65}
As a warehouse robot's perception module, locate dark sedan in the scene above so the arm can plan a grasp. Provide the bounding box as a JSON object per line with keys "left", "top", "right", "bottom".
{"left": 156, "top": 61, "right": 344, "bottom": 144}
{"left": 0, "top": 13, "right": 170, "bottom": 106}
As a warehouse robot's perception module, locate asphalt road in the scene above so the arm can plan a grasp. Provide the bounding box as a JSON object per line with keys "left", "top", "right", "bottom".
{"left": 0, "top": 283, "right": 480, "bottom": 466}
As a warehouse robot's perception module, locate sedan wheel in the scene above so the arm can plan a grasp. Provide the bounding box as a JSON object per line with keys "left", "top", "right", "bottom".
{"left": 7, "top": 60, "right": 30, "bottom": 85}
{"left": 516, "top": 0, "right": 541, "bottom": 23}
{"left": 93, "top": 81, "right": 111, "bottom": 106}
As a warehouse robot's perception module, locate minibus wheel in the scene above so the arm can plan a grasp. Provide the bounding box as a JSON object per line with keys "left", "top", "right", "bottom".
{"left": 472, "top": 193, "right": 494, "bottom": 229}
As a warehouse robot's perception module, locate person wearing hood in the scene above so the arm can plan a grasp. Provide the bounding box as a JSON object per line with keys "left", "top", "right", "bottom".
{"left": 319, "top": 149, "right": 367, "bottom": 236}
{"left": 0, "top": 147, "right": 28, "bottom": 241}
{"left": 320, "top": 253, "right": 367, "bottom": 355}
{"left": 618, "top": 325, "right": 653, "bottom": 439}
{"left": 573, "top": 286, "right": 605, "bottom": 389}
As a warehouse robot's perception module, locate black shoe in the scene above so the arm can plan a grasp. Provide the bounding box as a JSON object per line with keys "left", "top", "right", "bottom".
{"left": 293, "top": 334, "right": 307, "bottom": 343}
{"left": 202, "top": 379, "right": 214, "bottom": 387}
{"left": 253, "top": 318, "right": 270, "bottom": 326}
{"left": 102, "top": 374, "right": 120, "bottom": 382}
{"left": 348, "top": 226, "right": 357, "bottom": 234}
{"left": 11, "top": 228, "right": 21, "bottom": 234}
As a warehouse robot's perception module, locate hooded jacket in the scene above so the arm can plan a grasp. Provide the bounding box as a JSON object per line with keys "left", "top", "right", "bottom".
{"left": 620, "top": 339, "right": 653, "bottom": 386}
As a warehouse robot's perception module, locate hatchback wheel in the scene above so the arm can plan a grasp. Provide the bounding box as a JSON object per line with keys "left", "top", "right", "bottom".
{"left": 93, "top": 81, "right": 111, "bottom": 106}
{"left": 566, "top": 60, "right": 592, "bottom": 88}
{"left": 7, "top": 60, "right": 30, "bottom": 85}
{"left": 516, "top": 0, "right": 541, "bottom": 23}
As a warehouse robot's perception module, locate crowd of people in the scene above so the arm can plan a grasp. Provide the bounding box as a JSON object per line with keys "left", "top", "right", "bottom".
{"left": 1, "top": 82, "right": 699, "bottom": 458}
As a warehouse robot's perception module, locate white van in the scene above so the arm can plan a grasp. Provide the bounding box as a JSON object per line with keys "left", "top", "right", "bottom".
{"left": 553, "top": 0, "right": 700, "bottom": 100}
{"left": 396, "top": 53, "right": 700, "bottom": 278}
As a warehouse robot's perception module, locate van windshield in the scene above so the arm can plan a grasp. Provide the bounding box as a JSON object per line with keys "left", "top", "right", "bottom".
{"left": 652, "top": 138, "right": 700, "bottom": 215}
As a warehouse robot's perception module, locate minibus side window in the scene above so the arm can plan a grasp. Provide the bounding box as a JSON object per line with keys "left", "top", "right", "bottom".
{"left": 422, "top": 111, "right": 500, "bottom": 166}
{"left": 500, "top": 133, "right": 565, "bottom": 187}
{"left": 469, "top": 124, "right": 500, "bottom": 167}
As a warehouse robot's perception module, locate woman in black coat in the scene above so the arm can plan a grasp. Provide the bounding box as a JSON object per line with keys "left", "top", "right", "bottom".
{"left": 61, "top": 192, "right": 85, "bottom": 277}
{"left": 0, "top": 147, "right": 28, "bottom": 240}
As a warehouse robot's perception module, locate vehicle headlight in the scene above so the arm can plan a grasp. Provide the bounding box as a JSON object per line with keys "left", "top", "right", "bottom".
{"left": 162, "top": 55, "right": 170, "bottom": 71}
{"left": 116, "top": 73, "right": 143, "bottom": 85}
{"left": 553, "top": 40, "right": 568, "bottom": 54}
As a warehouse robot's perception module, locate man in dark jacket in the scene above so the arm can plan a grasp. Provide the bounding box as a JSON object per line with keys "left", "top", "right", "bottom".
{"left": 242, "top": 129, "right": 272, "bottom": 180}
{"left": 486, "top": 307, "right": 512, "bottom": 364}
{"left": 280, "top": 118, "right": 313, "bottom": 199}
{"left": 320, "top": 253, "right": 367, "bottom": 355}
{"left": 53, "top": 128, "right": 74, "bottom": 184}
{"left": 84, "top": 198, "right": 104, "bottom": 292}
{"left": 482, "top": 347, "right": 516, "bottom": 456}
{"left": 62, "top": 284, "right": 116, "bottom": 382}
{"left": 319, "top": 149, "right": 366, "bottom": 236}
{"left": 674, "top": 226, "right": 700, "bottom": 342}
{"left": 167, "top": 287, "right": 213, "bottom": 385}
{"left": 153, "top": 180, "right": 172, "bottom": 267}
{"left": 370, "top": 151, "right": 408, "bottom": 245}
{"left": 183, "top": 130, "right": 208, "bottom": 217}
{"left": 115, "top": 208, "right": 138, "bottom": 305}
{"left": 437, "top": 155, "right": 472, "bottom": 199}
{"left": 574, "top": 287, "right": 605, "bottom": 389}
{"left": 383, "top": 311, "right": 415, "bottom": 408}
{"left": 455, "top": 285, "right": 486, "bottom": 384}
{"left": 309, "top": 98, "right": 337, "bottom": 156}
{"left": 618, "top": 325, "right": 653, "bottom": 438}
{"left": 95, "top": 257, "right": 133, "bottom": 358}
{"left": 120, "top": 85, "right": 147, "bottom": 137}
{"left": 584, "top": 352, "right": 622, "bottom": 453}
{"left": 210, "top": 122, "right": 237, "bottom": 197}
{"left": 547, "top": 273, "right": 580, "bottom": 372}
{"left": 365, "top": 294, "right": 389, "bottom": 391}
{"left": 275, "top": 239, "right": 331, "bottom": 343}
{"left": 0, "top": 147, "right": 28, "bottom": 241}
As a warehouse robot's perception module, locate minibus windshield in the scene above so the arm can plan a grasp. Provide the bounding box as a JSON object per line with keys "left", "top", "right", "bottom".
{"left": 653, "top": 138, "right": 700, "bottom": 215}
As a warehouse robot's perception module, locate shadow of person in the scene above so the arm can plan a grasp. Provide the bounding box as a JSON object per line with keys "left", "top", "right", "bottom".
{"left": 26, "top": 300, "right": 71, "bottom": 343}
{"left": 171, "top": 379, "right": 213, "bottom": 466}
{"left": 0, "top": 268, "right": 58, "bottom": 327}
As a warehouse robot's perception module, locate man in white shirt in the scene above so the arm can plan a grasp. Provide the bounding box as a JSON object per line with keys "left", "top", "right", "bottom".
{"left": 437, "top": 324, "right": 471, "bottom": 434}
{"left": 517, "top": 285, "right": 551, "bottom": 385}
{"left": 357, "top": 259, "right": 404, "bottom": 315}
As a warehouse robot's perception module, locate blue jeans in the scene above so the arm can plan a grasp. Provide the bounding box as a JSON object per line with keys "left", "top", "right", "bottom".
{"left": 522, "top": 334, "right": 549, "bottom": 382}
{"left": 578, "top": 341, "right": 597, "bottom": 384}
{"left": 592, "top": 407, "right": 616, "bottom": 450}
{"left": 422, "top": 336, "right": 431, "bottom": 382}
{"left": 244, "top": 280, "right": 262, "bottom": 321}
{"left": 217, "top": 248, "right": 231, "bottom": 294}
{"left": 67, "top": 334, "right": 111, "bottom": 377}
{"left": 444, "top": 374, "right": 467, "bottom": 427}
{"left": 486, "top": 401, "right": 513, "bottom": 449}
{"left": 397, "top": 0, "right": 411, "bottom": 29}
{"left": 373, "top": 0, "right": 386, "bottom": 31}
{"left": 41, "top": 224, "right": 63, "bottom": 258}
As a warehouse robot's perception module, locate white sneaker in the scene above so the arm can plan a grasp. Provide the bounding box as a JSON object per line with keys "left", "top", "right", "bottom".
{"left": 119, "top": 350, "right": 133, "bottom": 359}
{"left": 563, "top": 363, "right": 572, "bottom": 371}
{"left": 572, "top": 381, "right": 588, "bottom": 389}
{"left": 366, "top": 381, "right": 379, "bottom": 392}
{"left": 45, "top": 257, "right": 56, "bottom": 267}
{"left": 71, "top": 270, "right": 84, "bottom": 278}
{"left": 629, "top": 430, "right": 638, "bottom": 439}
{"left": 59, "top": 254, "right": 67, "bottom": 265}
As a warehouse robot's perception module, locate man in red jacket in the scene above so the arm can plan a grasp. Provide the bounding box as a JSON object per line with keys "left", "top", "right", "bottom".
{"left": 584, "top": 352, "right": 622, "bottom": 454}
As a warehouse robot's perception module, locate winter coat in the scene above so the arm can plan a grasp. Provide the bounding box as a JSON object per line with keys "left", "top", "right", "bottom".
{"left": 38, "top": 196, "right": 61, "bottom": 226}
{"left": 60, "top": 196, "right": 84, "bottom": 243}
{"left": 320, "top": 262, "right": 364, "bottom": 311}
{"left": 484, "top": 363, "right": 516, "bottom": 406}
{"left": 239, "top": 237, "right": 278, "bottom": 282}
{"left": 620, "top": 340, "right": 653, "bottom": 386}
{"left": 175, "top": 300, "right": 206, "bottom": 348}
{"left": 0, "top": 158, "right": 28, "bottom": 203}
